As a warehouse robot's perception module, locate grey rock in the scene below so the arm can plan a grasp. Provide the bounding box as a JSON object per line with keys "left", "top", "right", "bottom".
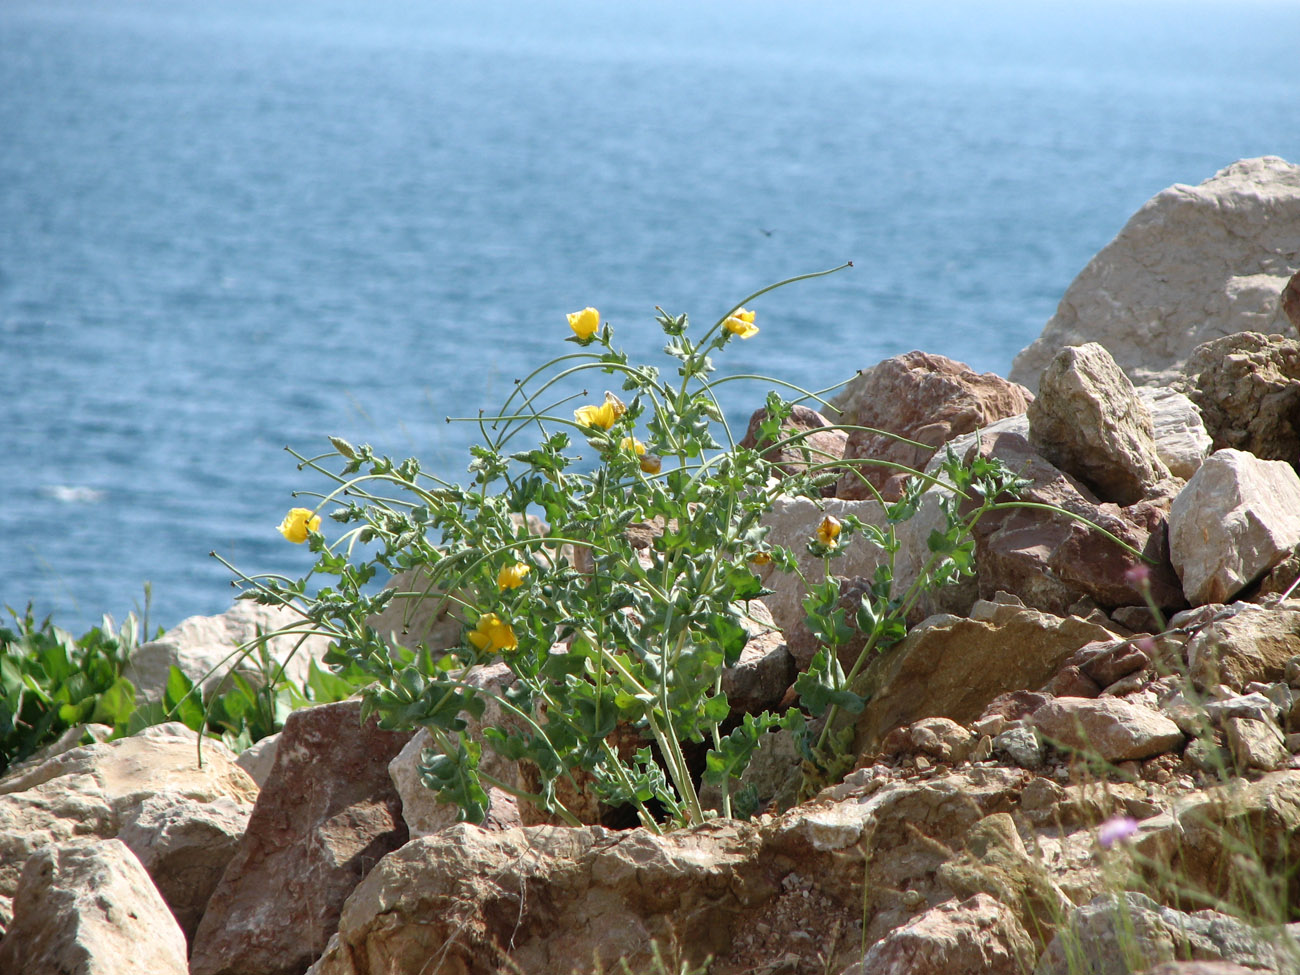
{"left": 1028, "top": 342, "right": 1172, "bottom": 505}
{"left": 124, "top": 600, "right": 332, "bottom": 703}
{"left": 1012, "top": 156, "right": 1300, "bottom": 390}
{"left": 993, "top": 726, "right": 1044, "bottom": 768}
{"left": 1223, "top": 716, "right": 1289, "bottom": 771}
{"left": 1036, "top": 892, "right": 1299, "bottom": 975}
{"left": 1136, "top": 386, "right": 1213, "bottom": 480}
{"left": 1169, "top": 449, "right": 1300, "bottom": 605}
{"left": 0, "top": 839, "right": 189, "bottom": 975}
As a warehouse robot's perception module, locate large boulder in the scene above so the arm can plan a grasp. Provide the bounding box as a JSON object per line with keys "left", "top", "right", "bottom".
{"left": 1011, "top": 156, "right": 1300, "bottom": 390}
{"left": 306, "top": 767, "right": 1031, "bottom": 975}
{"left": 1168, "top": 449, "right": 1300, "bottom": 606}
{"left": 967, "top": 432, "right": 1184, "bottom": 615}
{"left": 124, "top": 600, "right": 332, "bottom": 703}
{"left": 188, "top": 701, "right": 412, "bottom": 975}
{"left": 851, "top": 598, "right": 1120, "bottom": 756}
{"left": 0, "top": 729, "right": 256, "bottom": 939}
{"left": 830, "top": 351, "right": 1031, "bottom": 502}
{"left": 1036, "top": 892, "right": 1299, "bottom": 975}
{"left": 738, "top": 403, "right": 847, "bottom": 484}
{"left": 1184, "top": 601, "right": 1300, "bottom": 692}
{"left": 0, "top": 839, "right": 189, "bottom": 975}
{"left": 1027, "top": 343, "right": 1172, "bottom": 505}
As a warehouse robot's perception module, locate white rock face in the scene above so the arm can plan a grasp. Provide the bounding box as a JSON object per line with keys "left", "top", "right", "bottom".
{"left": 1136, "top": 387, "right": 1212, "bottom": 479}
{"left": 1011, "top": 157, "right": 1300, "bottom": 390}
{"left": 123, "top": 600, "right": 332, "bottom": 703}
{"left": 0, "top": 839, "right": 189, "bottom": 975}
{"left": 1169, "top": 449, "right": 1300, "bottom": 605}
{"left": 387, "top": 663, "right": 520, "bottom": 837}
{"left": 0, "top": 731, "right": 256, "bottom": 936}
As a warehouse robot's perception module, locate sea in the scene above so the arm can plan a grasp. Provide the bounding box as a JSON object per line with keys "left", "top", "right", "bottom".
{"left": 2, "top": 0, "right": 1299, "bottom": 636}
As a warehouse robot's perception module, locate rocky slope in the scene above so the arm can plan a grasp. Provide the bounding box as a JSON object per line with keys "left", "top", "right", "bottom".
{"left": 3, "top": 157, "right": 1300, "bottom": 975}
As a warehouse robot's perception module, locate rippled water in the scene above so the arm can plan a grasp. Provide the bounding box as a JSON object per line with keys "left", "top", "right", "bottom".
{"left": 3, "top": 0, "right": 1298, "bottom": 633}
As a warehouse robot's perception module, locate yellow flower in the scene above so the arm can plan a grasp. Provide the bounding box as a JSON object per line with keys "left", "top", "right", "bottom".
{"left": 497, "top": 562, "right": 531, "bottom": 590}
{"left": 277, "top": 507, "right": 321, "bottom": 544}
{"left": 639, "top": 454, "right": 662, "bottom": 475}
{"left": 620, "top": 436, "right": 646, "bottom": 456}
{"left": 468, "top": 613, "right": 518, "bottom": 654}
{"left": 567, "top": 306, "right": 600, "bottom": 341}
{"left": 723, "top": 308, "right": 759, "bottom": 339}
{"left": 573, "top": 392, "right": 626, "bottom": 430}
{"left": 816, "top": 515, "right": 842, "bottom": 546}
{"left": 749, "top": 551, "right": 772, "bottom": 566}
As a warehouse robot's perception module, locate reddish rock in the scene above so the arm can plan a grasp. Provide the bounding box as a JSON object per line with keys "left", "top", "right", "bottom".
{"left": 831, "top": 351, "right": 1032, "bottom": 501}
{"left": 1031, "top": 697, "right": 1184, "bottom": 762}
{"left": 739, "top": 403, "right": 847, "bottom": 488}
{"left": 188, "top": 701, "right": 412, "bottom": 975}
{"left": 968, "top": 432, "right": 1185, "bottom": 615}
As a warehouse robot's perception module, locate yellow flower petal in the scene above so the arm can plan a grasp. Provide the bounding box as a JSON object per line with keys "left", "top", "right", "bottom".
{"left": 277, "top": 507, "right": 321, "bottom": 544}
{"left": 749, "top": 551, "right": 772, "bottom": 566}
{"left": 574, "top": 392, "right": 626, "bottom": 430}
{"left": 567, "top": 306, "right": 600, "bottom": 341}
{"left": 497, "top": 562, "right": 531, "bottom": 590}
{"left": 816, "top": 515, "right": 842, "bottom": 546}
{"left": 620, "top": 437, "right": 646, "bottom": 456}
{"left": 723, "top": 312, "right": 759, "bottom": 339}
{"left": 639, "top": 453, "right": 662, "bottom": 475}
{"left": 469, "top": 612, "right": 518, "bottom": 654}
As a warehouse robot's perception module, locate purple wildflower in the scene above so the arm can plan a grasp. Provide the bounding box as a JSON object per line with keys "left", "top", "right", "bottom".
{"left": 1097, "top": 815, "right": 1140, "bottom": 848}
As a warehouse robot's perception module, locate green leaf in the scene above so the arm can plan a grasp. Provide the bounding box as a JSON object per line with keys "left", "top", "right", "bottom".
{"left": 163, "top": 667, "right": 206, "bottom": 731}
{"left": 91, "top": 677, "right": 136, "bottom": 728}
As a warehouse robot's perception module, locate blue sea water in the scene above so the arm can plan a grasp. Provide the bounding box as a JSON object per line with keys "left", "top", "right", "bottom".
{"left": 2, "top": 0, "right": 1299, "bottom": 635}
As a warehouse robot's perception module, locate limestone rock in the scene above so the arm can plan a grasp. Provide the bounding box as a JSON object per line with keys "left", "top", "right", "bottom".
{"left": 738, "top": 403, "right": 847, "bottom": 485}
{"left": 1181, "top": 332, "right": 1300, "bottom": 464}
{"left": 388, "top": 663, "right": 521, "bottom": 838}
{"left": 1135, "top": 771, "right": 1300, "bottom": 920}
{"left": 1223, "top": 716, "right": 1289, "bottom": 771}
{"left": 234, "top": 731, "right": 279, "bottom": 787}
{"left": 1168, "top": 449, "right": 1300, "bottom": 605}
{"left": 305, "top": 768, "right": 1030, "bottom": 975}
{"left": 0, "top": 839, "right": 189, "bottom": 975}
{"left": 968, "top": 432, "right": 1184, "bottom": 615}
{"left": 852, "top": 599, "right": 1119, "bottom": 756}
{"left": 124, "top": 600, "right": 332, "bottom": 703}
{"left": 1031, "top": 697, "right": 1184, "bottom": 762}
{"left": 365, "top": 566, "right": 463, "bottom": 653}
{"left": 722, "top": 598, "right": 796, "bottom": 715}
{"left": 1029, "top": 343, "right": 1172, "bottom": 505}
{"left": 1011, "top": 156, "right": 1300, "bottom": 389}
{"left": 829, "top": 350, "right": 1031, "bottom": 501}
{"left": 1136, "top": 387, "right": 1213, "bottom": 480}
{"left": 847, "top": 893, "right": 1035, "bottom": 975}
{"left": 1283, "top": 268, "right": 1300, "bottom": 331}
{"left": 0, "top": 731, "right": 255, "bottom": 936}
{"left": 754, "top": 495, "right": 890, "bottom": 670}
{"left": 189, "top": 701, "right": 412, "bottom": 975}
{"left": 1037, "top": 892, "right": 1300, "bottom": 975}
{"left": 115, "top": 793, "right": 250, "bottom": 943}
